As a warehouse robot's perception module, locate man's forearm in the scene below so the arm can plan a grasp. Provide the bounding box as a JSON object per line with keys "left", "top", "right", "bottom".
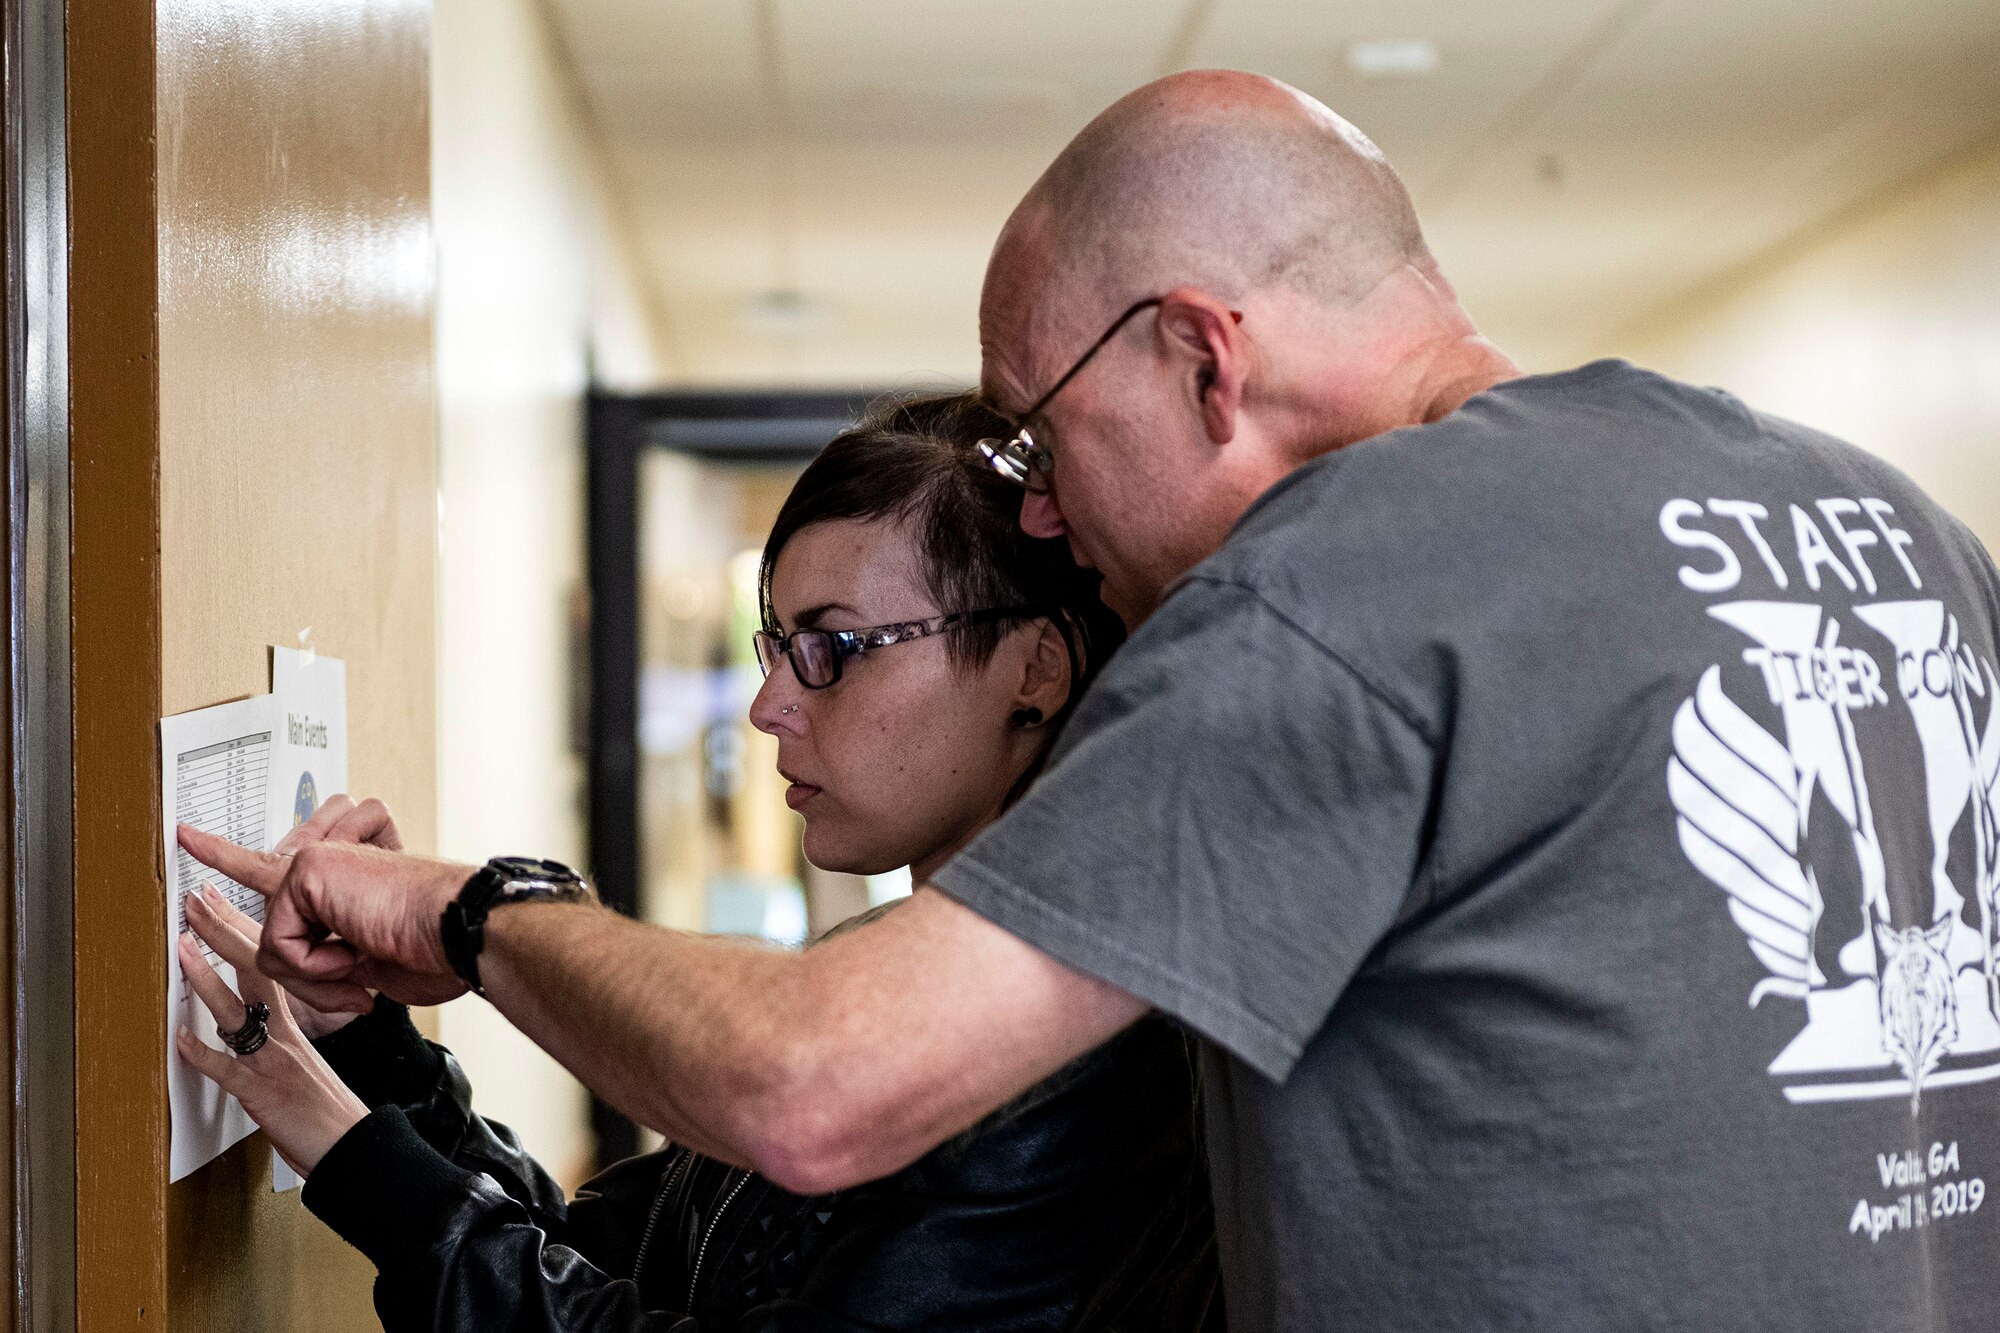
{"left": 480, "top": 900, "right": 814, "bottom": 1174}
{"left": 194, "top": 815, "right": 1141, "bottom": 1189}
{"left": 473, "top": 889, "right": 1147, "bottom": 1195}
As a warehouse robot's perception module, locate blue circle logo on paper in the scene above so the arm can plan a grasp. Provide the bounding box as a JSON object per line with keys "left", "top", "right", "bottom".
{"left": 293, "top": 771, "right": 318, "bottom": 825}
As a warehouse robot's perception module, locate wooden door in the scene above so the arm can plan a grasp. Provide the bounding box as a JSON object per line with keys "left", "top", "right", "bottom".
{"left": 65, "top": 2, "right": 438, "bottom": 1330}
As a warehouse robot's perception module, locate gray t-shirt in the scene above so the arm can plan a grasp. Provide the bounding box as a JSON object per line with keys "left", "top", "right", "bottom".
{"left": 933, "top": 361, "right": 2000, "bottom": 1331}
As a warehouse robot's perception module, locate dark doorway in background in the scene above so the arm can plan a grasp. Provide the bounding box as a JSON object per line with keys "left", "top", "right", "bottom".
{"left": 584, "top": 388, "right": 890, "bottom": 1168}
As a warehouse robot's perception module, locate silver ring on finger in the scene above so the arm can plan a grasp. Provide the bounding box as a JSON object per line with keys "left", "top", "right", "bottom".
{"left": 221, "top": 1001, "right": 271, "bottom": 1056}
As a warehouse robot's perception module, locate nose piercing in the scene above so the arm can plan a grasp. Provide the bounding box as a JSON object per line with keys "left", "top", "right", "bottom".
{"left": 781, "top": 705, "right": 798, "bottom": 715}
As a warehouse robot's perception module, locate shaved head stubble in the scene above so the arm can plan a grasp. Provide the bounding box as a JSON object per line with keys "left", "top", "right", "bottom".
{"left": 979, "top": 70, "right": 1516, "bottom": 624}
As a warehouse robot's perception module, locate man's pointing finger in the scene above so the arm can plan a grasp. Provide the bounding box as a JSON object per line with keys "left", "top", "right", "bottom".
{"left": 176, "top": 824, "right": 289, "bottom": 896}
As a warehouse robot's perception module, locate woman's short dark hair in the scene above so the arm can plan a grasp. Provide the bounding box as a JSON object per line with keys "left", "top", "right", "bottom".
{"left": 759, "top": 391, "right": 1124, "bottom": 729}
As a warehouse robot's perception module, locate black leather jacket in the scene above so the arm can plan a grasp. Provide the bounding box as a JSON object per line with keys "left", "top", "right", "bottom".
{"left": 302, "top": 1000, "right": 1223, "bottom": 1331}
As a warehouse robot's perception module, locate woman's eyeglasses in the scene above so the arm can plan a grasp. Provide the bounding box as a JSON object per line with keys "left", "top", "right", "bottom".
{"left": 754, "top": 606, "right": 1039, "bottom": 690}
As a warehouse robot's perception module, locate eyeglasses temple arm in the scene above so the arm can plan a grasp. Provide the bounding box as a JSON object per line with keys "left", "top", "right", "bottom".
{"left": 1016, "top": 297, "right": 1165, "bottom": 424}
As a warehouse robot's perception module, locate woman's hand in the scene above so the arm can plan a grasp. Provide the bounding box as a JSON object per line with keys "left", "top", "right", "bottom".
{"left": 188, "top": 883, "right": 354, "bottom": 1039}
{"left": 177, "top": 891, "right": 371, "bottom": 1177}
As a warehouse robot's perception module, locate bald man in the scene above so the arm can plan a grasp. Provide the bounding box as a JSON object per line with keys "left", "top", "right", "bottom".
{"left": 186, "top": 72, "right": 2000, "bottom": 1330}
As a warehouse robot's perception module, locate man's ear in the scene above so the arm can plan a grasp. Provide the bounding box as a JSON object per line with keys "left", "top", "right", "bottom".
{"left": 1156, "top": 287, "right": 1247, "bottom": 446}
{"left": 1011, "top": 618, "right": 1074, "bottom": 726}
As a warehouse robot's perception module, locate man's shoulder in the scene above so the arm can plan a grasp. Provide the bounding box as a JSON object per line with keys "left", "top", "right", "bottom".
{"left": 1241, "top": 361, "right": 1729, "bottom": 522}
{"left": 1193, "top": 362, "right": 1704, "bottom": 589}
{"left": 1170, "top": 357, "right": 1995, "bottom": 685}
{"left": 1203, "top": 358, "right": 1950, "bottom": 586}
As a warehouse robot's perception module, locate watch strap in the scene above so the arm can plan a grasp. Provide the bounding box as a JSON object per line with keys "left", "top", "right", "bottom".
{"left": 439, "top": 894, "right": 489, "bottom": 995}
{"left": 440, "top": 858, "right": 592, "bottom": 996}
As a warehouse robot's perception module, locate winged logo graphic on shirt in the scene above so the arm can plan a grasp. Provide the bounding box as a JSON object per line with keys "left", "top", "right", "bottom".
{"left": 1670, "top": 666, "right": 1818, "bottom": 1006}
{"left": 1667, "top": 600, "right": 2000, "bottom": 1112}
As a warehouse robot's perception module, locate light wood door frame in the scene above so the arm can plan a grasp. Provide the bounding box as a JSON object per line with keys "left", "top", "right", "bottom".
{"left": 65, "top": 0, "right": 167, "bottom": 1329}
{"left": 2, "top": 0, "right": 158, "bottom": 1328}
{"left": 2, "top": 1, "right": 169, "bottom": 1331}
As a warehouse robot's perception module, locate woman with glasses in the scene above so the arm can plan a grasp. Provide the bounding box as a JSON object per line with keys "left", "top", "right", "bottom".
{"left": 175, "top": 392, "right": 1223, "bottom": 1332}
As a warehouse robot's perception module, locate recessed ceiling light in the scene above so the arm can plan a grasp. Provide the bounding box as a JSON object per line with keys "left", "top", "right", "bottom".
{"left": 741, "top": 289, "right": 827, "bottom": 336}
{"left": 1345, "top": 38, "right": 1440, "bottom": 78}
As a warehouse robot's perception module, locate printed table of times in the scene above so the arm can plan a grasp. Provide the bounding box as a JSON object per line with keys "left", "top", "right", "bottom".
{"left": 170, "top": 729, "right": 271, "bottom": 982}
{"left": 161, "top": 666, "right": 346, "bottom": 1186}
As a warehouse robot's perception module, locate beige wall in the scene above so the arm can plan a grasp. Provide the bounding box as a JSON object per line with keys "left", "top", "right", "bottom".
{"left": 152, "top": 0, "right": 438, "bottom": 1329}
{"left": 1607, "top": 136, "right": 2000, "bottom": 553}
{"left": 431, "top": 0, "right": 674, "bottom": 1186}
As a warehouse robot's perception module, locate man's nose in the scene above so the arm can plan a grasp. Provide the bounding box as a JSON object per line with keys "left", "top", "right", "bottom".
{"left": 1019, "top": 487, "right": 1066, "bottom": 540}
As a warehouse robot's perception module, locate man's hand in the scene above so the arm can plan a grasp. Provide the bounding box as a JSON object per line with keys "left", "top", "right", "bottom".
{"left": 177, "top": 824, "right": 473, "bottom": 1013}
{"left": 260, "top": 795, "right": 407, "bottom": 1034}
{"left": 274, "top": 793, "right": 405, "bottom": 856}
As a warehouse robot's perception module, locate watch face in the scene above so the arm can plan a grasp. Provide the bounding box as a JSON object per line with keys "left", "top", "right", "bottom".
{"left": 489, "top": 855, "right": 582, "bottom": 888}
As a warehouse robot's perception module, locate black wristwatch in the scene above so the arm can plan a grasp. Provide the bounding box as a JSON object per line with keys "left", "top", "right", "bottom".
{"left": 440, "top": 856, "right": 596, "bottom": 995}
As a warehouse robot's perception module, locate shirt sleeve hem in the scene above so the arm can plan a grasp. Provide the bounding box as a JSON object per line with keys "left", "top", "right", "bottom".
{"left": 302, "top": 1105, "right": 487, "bottom": 1267}
{"left": 311, "top": 1000, "right": 444, "bottom": 1109}
{"left": 932, "top": 856, "right": 1304, "bottom": 1083}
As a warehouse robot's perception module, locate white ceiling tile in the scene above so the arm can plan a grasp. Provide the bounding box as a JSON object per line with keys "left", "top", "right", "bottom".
{"left": 544, "top": 0, "right": 2000, "bottom": 385}
{"left": 777, "top": 0, "right": 1179, "bottom": 92}
{"left": 1432, "top": 0, "right": 2000, "bottom": 366}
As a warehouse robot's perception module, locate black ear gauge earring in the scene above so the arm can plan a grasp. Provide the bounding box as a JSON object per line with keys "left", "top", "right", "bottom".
{"left": 1011, "top": 707, "right": 1045, "bottom": 728}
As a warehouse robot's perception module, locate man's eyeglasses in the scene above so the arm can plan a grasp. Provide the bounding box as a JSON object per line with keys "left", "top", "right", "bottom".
{"left": 754, "top": 606, "right": 1039, "bottom": 690}
{"left": 977, "top": 298, "right": 1164, "bottom": 494}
